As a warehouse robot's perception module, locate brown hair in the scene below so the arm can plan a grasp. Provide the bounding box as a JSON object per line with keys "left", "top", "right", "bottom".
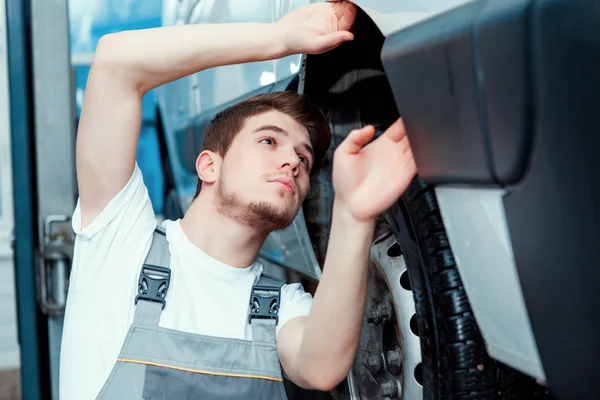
{"left": 194, "top": 91, "right": 331, "bottom": 198}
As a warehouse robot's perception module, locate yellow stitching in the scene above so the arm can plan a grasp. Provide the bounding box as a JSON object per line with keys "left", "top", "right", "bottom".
{"left": 117, "top": 358, "right": 284, "bottom": 382}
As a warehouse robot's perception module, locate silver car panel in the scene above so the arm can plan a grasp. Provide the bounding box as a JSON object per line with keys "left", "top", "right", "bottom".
{"left": 435, "top": 187, "right": 546, "bottom": 381}
{"left": 158, "top": 0, "right": 307, "bottom": 129}
{"left": 351, "top": 0, "right": 479, "bottom": 36}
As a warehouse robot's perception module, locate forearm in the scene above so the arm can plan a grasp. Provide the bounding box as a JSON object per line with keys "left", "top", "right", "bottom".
{"left": 94, "top": 23, "right": 286, "bottom": 94}
{"left": 298, "top": 199, "right": 374, "bottom": 388}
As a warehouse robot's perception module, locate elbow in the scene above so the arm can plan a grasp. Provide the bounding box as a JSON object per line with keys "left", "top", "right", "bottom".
{"left": 300, "top": 369, "right": 347, "bottom": 392}
{"left": 310, "top": 375, "right": 346, "bottom": 392}
{"left": 93, "top": 34, "right": 123, "bottom": 69}
{"left": 92, "top": 34, "right": 145, "bottom": 94}
{"left": 296, "top": 350, "right": 354, "bottom": 392}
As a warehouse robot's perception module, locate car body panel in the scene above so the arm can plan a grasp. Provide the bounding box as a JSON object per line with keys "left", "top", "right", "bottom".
{"left": 435, "top": 187, "right": 545, "bottom": 380}
{"left": 379, "top": 0, "right": 548, "bottom": 382}
{"left": 382, "top": 1, "right": 600, "bottom": 398}
{"left": 352, "top": 0, "right": 477, "bottom": 36}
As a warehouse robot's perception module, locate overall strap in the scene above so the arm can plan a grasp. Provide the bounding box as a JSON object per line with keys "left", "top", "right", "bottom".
{"left": 248, "top": 273, "right": 285, "bottom": 343}
{"left": 134, "top": 227, "right": 171, "bottom": 326}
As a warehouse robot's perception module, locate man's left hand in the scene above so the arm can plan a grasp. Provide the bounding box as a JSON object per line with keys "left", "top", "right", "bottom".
{"left": 332, "top": 118, "right": 417, "bottom": 223}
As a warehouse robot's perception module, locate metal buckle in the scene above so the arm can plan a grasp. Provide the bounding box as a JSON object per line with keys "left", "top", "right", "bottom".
{"left": 135, "top": 264, "right": 171, "bottom": 309}
{"left": 248, "top": 285, "right": 280, "bottom": 324}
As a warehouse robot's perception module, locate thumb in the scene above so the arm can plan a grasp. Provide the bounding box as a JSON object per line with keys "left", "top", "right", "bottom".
{"left": 339, "top": 125, "right": 376, "bottom": 154}
{"left": 309, "top": 31, "right": 354, "bottom": 54}
{"left": 383, "top": 118, "right": 408, "bottom": 142}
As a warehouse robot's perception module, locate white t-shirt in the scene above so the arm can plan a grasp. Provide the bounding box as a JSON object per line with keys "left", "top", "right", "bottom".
{"left": 58, "top": 164, "right": 313, "bottom": 400}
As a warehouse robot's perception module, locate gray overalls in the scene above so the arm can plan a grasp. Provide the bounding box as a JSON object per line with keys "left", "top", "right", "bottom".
{"left": 96, "top": 228, "right": 289, "bottom": 399}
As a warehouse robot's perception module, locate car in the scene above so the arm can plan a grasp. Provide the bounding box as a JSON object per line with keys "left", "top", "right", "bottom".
{"left": 154, "top": 1, "right": 600, "bottom": 399}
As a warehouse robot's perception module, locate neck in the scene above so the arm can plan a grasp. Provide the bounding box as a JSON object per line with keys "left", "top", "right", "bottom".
{"left": 179, "top": 193, "right": 268, "bottom": 268}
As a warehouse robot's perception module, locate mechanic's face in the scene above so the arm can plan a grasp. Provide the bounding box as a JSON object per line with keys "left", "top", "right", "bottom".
{"left": 215, "top": 110, "right": 313, "bottom": 232}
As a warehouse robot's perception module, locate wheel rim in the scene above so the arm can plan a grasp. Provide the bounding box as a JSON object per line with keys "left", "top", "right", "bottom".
{"left": 350, "top": 221, "right": 423, "bottom": 399}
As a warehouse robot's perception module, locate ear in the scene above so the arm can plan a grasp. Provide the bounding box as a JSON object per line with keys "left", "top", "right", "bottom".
{"left": 196, "top": 150, "right": 221, "bottom": 185}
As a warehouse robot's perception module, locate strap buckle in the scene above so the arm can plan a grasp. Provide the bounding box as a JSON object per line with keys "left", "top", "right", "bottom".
{"left": 135, "top": 264, "right": 171, "bottom": 310}
{"left": 248, "top": 285, "right": 280, "bottom": 324}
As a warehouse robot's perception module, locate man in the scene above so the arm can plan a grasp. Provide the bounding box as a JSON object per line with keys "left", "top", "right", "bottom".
{"left": 59, "top": 1, "right": 417, "bottom": 399}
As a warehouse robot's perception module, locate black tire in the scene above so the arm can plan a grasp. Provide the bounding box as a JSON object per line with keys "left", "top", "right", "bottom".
{"left": 390, "top": 177, "right": 552, "bottom": 400}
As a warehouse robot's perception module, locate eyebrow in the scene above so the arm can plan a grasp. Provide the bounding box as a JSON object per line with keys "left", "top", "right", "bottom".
{"left": 252, "top": 124, "right": 314, "bottom": 160}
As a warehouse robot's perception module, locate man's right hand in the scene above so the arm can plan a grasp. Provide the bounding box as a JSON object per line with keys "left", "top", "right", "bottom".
{"left": 276, "top": 1, "right": 357, "bottom": 55}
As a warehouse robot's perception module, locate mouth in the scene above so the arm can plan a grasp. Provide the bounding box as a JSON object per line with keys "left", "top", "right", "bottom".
{"left": 269, "top": 177, "right": 296, "bottom": 195}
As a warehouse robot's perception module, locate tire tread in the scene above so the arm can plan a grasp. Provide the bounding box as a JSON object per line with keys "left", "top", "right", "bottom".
{"left": 401, "top": 177, "right": 550, "bottom": 399}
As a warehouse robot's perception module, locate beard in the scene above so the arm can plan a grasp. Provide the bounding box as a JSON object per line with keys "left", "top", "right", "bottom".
{"left": 214, "top": 169, "right": 296, "bottom": 233}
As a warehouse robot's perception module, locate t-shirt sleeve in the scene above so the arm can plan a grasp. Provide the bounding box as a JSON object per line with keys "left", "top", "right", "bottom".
{"left": 276, "top": 282, "right": 313, "bottom": 337}
{"left": 69, "top": 163, "right": 157, "bottom": 289}
{"left": 61, "top": 165, "right": 159, "bottom": 398}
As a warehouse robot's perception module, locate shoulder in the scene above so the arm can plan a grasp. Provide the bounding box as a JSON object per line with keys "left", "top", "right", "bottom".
{"left": 281, "top": 281, "right": 313, "bottom": 305}
{"left": 251, "top": 267, "right": 313, "bottom": 309}
{"left": 159, "top": 218, "right": 183, "bottom": 248}
{"left": 275, "top": 280, "right": 313, "bottom": 337}
{"left": 160, "top": 218, "right": 177, "bottom": 235}
{"left": 252, "top": 267, "right": 313, "bottom": 305}
{"left": 73, "top": 163, "right": 152, "bottom": 240}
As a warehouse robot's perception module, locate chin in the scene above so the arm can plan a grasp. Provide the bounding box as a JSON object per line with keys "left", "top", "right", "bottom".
{"left": 263, "top": 195, "right": 297, "bottom": 211}
{"left": 267, "top": 203, "right": 297, "bottom": 221}
{"left": 247, "top": 200, "right": 297, "bottom": 231}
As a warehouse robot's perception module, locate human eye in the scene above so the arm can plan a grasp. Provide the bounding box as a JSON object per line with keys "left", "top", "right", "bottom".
{"left": 299, "top": 155, "right": 311, "bottom": 169}
{"left": 260, "top": 137, "right": 275, "bottom": 146}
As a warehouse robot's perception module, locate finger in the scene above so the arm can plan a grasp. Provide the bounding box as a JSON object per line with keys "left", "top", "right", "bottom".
{"left": 339, "top": 125, "right": 376, "bottom": 154}
{"left": 310, "top": 31, "right": 354, "bottom": 54}
{"left": 383, "top": 118, "right": 407, "bottom": 142}
{"left": 332, "top": 1, "right": 357, "bottom": 31}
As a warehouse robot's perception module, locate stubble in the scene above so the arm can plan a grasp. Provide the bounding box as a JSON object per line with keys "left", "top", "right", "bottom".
{"left": 214, "top": 170, "right": 296, "bottom": 232}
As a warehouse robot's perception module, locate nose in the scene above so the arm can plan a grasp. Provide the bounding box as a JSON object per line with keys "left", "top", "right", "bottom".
{"left": 279, "top": 148, "right": 301, "bottom": 176}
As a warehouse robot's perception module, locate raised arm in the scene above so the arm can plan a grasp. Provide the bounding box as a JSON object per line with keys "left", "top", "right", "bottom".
{"left": 76, "top": 2, "right": 356, "bottom": 227}
{"left": 277, "top": 119, "right": 417, "bottom": 390}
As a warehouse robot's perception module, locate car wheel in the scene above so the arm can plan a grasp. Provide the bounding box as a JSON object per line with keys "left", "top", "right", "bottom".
{"left": 329, "top": 175, "right": 552, "bottom": 400}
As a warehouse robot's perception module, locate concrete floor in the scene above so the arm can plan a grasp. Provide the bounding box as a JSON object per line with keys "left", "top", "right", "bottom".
{"left": 0, "top": 369, "right": 20, "bottom": 400}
